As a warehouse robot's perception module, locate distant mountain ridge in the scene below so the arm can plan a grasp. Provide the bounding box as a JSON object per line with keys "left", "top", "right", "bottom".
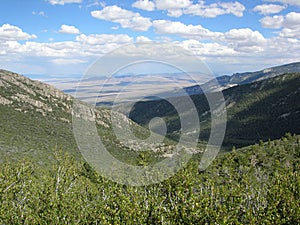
{"left": 129, "top": 71, "right": 300, "bottom": 148}
{"left": 184, "top": 62, "right": 300, "bottom": 95}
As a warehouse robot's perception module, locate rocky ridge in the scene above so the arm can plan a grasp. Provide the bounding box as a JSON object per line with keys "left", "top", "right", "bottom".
{"left": 0, "top": 69, "right": 197, "bottom": 164}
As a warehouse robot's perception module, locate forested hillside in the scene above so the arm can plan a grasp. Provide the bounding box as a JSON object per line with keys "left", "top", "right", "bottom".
{"left": 129, "top": 72, "right": 300, "bottom": 148}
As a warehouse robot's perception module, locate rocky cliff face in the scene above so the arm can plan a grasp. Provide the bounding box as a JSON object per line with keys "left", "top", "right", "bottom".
{"left": 0, "top": 69, "right": 114, "bottom": 128}
{"left": 0, "top": 69, "right": 72, "bottom": 120}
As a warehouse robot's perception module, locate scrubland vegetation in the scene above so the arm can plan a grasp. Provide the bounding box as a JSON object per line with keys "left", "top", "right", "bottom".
{"left": 1, "top": 134, "right": 299, "bottom": 224}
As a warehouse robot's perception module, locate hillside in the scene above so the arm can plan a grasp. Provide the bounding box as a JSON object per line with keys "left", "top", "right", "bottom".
{"left": 1, "top": 133, "right": 299, "bottom": 223}
{"left": 0, "top": 69, "right": 180, "bottom": 166}
{"left": 0, "top": 69, "right": 299, "bottom": 223}
{"left": 129, "top": 72, "right": 300, "bottom": 148}
{"left": 0, "top": 69, "right": 76, "bottom": 164}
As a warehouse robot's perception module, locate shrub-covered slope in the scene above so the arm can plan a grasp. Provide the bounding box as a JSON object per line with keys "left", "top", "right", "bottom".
{"left": 0, "top": 134, "right": 299, "bottom": 224}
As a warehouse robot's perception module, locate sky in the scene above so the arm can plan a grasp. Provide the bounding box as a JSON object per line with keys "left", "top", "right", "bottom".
{"left": 0, "top": 0, "right": 300, "bottom": 79}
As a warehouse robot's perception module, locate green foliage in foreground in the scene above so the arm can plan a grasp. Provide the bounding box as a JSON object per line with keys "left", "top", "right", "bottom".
{"left": 1, "top": 135, "right": 300, "bottom": 224}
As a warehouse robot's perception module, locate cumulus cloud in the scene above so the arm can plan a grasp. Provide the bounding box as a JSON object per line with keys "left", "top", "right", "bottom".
{"left": 0, "top": 32, "right": 133, "bottom": 62}
{"left": 260, "top": 12, "right": 300, "bottom": 38}
{"left": 265, "top": 0, "right": 300, "bottom": 6}
{"left": 76, "top": 34, "right": 133, "bottom": 45}
{"left": 280, "top": 12, "right": 300, "bottom": 38}
{"left": 166, "top": 9, "right": 183, "bottom": 17}
{"left": 48, "top": 0, "right": 82, "bottom": 5}
{"left": 132, "top": 0, "right": 155, "bottom": 11}
{"left": 223, "top": 28, "right": 266, "bottom": 50}
{"left": 2, "top": 33, "right": 300, "bottom": 77}
{"left": 180, "top": 39, "right": 238, "bottom": 56}
{"left": 260, "top": 15, "right": 284, "bottom": 28}
{"left": 152, "top": 21, "right": 266, "bottom": 51}
{"left": 1, "top": 17, "right": 300, "bottom": 77}
{"left": 0, "top": 24, "right": 37, "bottom": 41}
{"left": 91, "top": 5, "right": 152, "bottom": 31}
{"left": 155, "top": 0, "right": 191, "bottom": 16}
{"left": 59, "top": 24, "right": 81, "bottom": 34}
{"left": 133, "top": 0, "right": 245, "bottom": 18}
{"left": 284, "top": 12, "right": 300, "bottom": 28}
{"left": 155, "top": 0, "right": 192, "bottom": 9}
{"left": 153, "top": 20, "right": 223, "bottom": 40}
{"left": 253, "top": 4, "right": 285, "bottom": 15}
{"left": 183, "top": 1, "right": 245, "bottom": 18}
{"left": 180, "top": 36, "right": 300, "bottom": 74}
{"left": 143, "top": 0, "right": 245, "bottom": 18}
{"left": 225, "top": 28, "right": 265, "bottom": 43}
{"left": 134, "top": 0, "right": 235, "bottom": 17}
{"left": 136, "top": 36, "right": 152, "bottom": 43}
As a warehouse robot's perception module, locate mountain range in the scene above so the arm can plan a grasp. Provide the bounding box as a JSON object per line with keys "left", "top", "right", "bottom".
{"left": 128, "top": 62, "right": 300, "bottom": 149}
{"left": 0, "top": 69, "right": 179, "bottom": 166}
{"left": 183, "top": 61, "right": 300, "bottom": 95}
{"left": 1, "top": 62, "right": 300, "bottom": 165}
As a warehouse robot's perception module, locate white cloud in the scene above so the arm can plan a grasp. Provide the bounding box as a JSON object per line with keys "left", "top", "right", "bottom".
{"left": 180, "top": 39, "right": 238, "bottom": 56}
{"left": 131, "top": 0, "right": 245, "bottom": 18}
{"left": 253, "top": 4, "right": 285, "bottom": 15}
{"left": 0, "top": 33, "right": 133, "bottom": 61}
{"left": 280, "top": 28, "right": 300, "bottom": 38}
{"left": 183, "top": 1, "right": 245, "bottom": 18}
{"left": 218, "top": 1, "right": 245, "bottom": 17}
{"left": 48, "top": 0, "right": 82, "bottom": 5}
{"left": 179, "top": 36, "right": 300, "bottom": 74}
{"left": 260, "top": 15, "right": 284, "bottom": 28}
{"left": 132, "top": 0, "right": 155, "bottom": 11}
{"left": 153, "top": 20, "right": 223, "bottom": 40}
{"left": 223, "top": 28, "right": 266, "bottom": 52}
{"left": 1, "top": 33, "right": 300, "bottom": 77}
{"left": 155, "top": 0, "right": 192, "bottom": 10}
{"left": 32, "top": 11, "right": 47, "bottom": 17}
{"left": 184, "top": 3, "right": 222, "bottom": 18}
{"left": 19, "top": 41, "right": 80, "bottom": 58}
{"left": 154, "top": 0, "right": 193, "bottom": 17}
{"left": 284, "top": 12, "right": 300, "bottom": 29}
{"left": 265, "top": 0, "right": 300, "bottom": 6}
{"left": 86, "top": 1, "right": 105, "bottom": 8}
{"left": 111, "top": 26, "right": 119, "bottom": 30}
{"left": 153, "top": 21, "right": 266, "bottom": 52}
{"left": 224, "top": 28, "right": 265, "bottom": 43}
{"left": 51, "top": 58, "right": 87, "bottom": 65}
{"left": 0, "top": 24, "right": 37, "bottom": 41}
{"left": 280, "top": 12, "right": 300, "bottom": 38}
{"left": 136, "top": 36, "right": 152, "bottom": 43}
{"left": 0, "top": 40, "right": 22, "bottom": 55}
{"left": 166, "top": 9, "right": 184, "bottom": 17}
{"left": 59, "top": 24, "right": 81, "bottom": 34}
{"left": 91, "top": 5, "right": 152, "bottom": 31}
{"left": 260, "top": 12, "right": 300, "bottom": 38}
{"left": 76, "top": 34, "right": 133, "bottom": 45}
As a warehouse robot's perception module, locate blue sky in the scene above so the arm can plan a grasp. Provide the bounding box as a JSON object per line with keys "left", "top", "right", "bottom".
{"left": 0, "top": 0, "right": 299, "bottom": 78}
